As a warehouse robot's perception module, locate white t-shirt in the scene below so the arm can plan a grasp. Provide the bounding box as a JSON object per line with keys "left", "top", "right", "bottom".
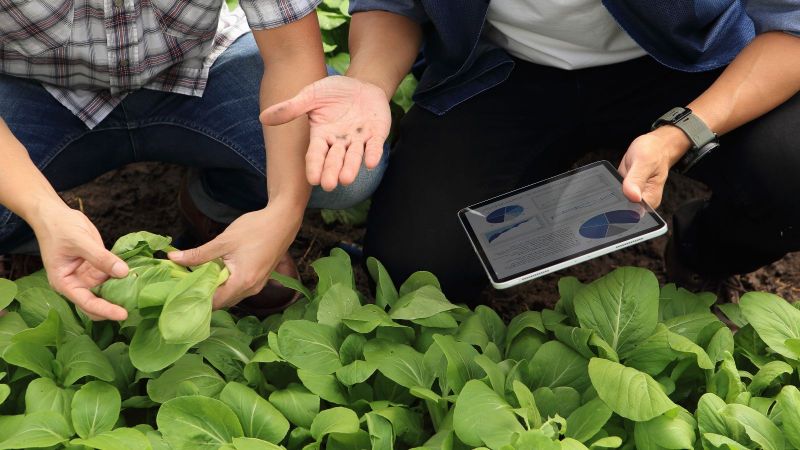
{"left": 485, "top": 0, "right": 647, "bottom": 70}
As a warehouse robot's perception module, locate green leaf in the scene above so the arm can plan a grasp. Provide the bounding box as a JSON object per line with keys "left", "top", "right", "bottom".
{"left": 372, "top": 406, "right": 425, "bottom": 447}
{"left": 748, "top": 361, "right": 793, "bottom": 395}
{"left": 565, "top": 397, "right": 613, "bottom": 442}
{"left": 71, "top": 381, "right": 120, "bottom": 439}
{"left": 159, "top": 261, "right": 221, "bottom": 344}
{"left": 316, "top": 283, "right": 360, "bottom": 328}
{"left": 1, "top": 341, "right": 54, "bottom": 379}
{"left": 231, "top": 437, "right": 285, "bottom": 450}
{"left": 453, "top": 379, "right": 525, "bottom": 448}
{"left": 706, "top": 326, "right": 735, "bottom": 363}
{"left": 311, "top": 253, "right": 354, "bottom": 297}
{"left": 0, "top": 312, "right": 28, "bottom": 355}
{"left": 129, "top": 318, "right": 193, "bottom": 372}
{"left": 277, "top": 320, "right": 342, "bottom": 374}
{"left": 666, "top": 330, "right": 714, "bottom": 370}
{"left": 146, "top": 354, "right": 225, "bottom": 403}
{"left": 297, "top": 369, "right": 348, "bottom": 404}
{"left": 533, "top": 386, "right": 581, "bottom": 419}
{"left": 0, "top": 411, "right": 71, "bottom": 449}
{"left": 664, "top": 312, "right": 719, "bottom": 342}
{"left": 269, "top": 271, "right": 312, "bottom": 300}
{"left": 219, "top": 382, "right": 290, "bottom": 443}
{"left": 268, "top": 384, "right": 320, "bottom": 429}
{"left": 0, "top": 384, "right": 8, "bottom": 405}
{"left": 506, "top": 311, "right": 545, "bottom": 350}
{"left": 588, "top": 358, "right": 677, "bottom": 421}
{"left": 717, "top": 303, "right": 748, "bottom": 328}
{"left": 12, "top": 309, "right": 63, "bottom": 348}
{"left": 634, "top": 409, "right": 696, "bottom": 449}
{"left": 25, "top": 377, "right": 74, "bottom": 426}
{"left": 398, "top": 271, "right": 441, "bottom": 296}
{"left": 740, "top": 292, "right": 800, "bottom": 360}
{"left": 722, "top": 403, "right": 784, "bottom": 450}
{"left": 0, "top": 278, "right": 17, "bottom": 310}
{"left": 196, "top": 327, "right": 254, "bottom": 380}
{"left": 528, "top": 340, "right": 590, "bottom": 392}
{"left": 335, "top": 360, "right": 378, "bottom": 385}
{"left": 367, "top": 257, "right": 398, "bottom": 309}
{"left": 432, "top": 334, "right": 484, "bottom": 394}
{"left": 111, "top": 231, "right": 172, "bottom": 257}
{"left": 71, "top": 427, "right": 152, "bottom": 450}
{"left": 390, "top": 286, "right": 461, "bottom": 321}
{"left": 658, "top": 284, "right": 715, "bottom": 321}
{"left": 57, "top": 334, "right": 115, "bottom": 386}
{"left": 363, "top": 339, "right": 434, "bottom": 389}
{"left": 157, "top": 396, "right": 244, "bottom": 449}
{"left": 16, "top": 287, "right": 83, "bottom": 336}
{"left": 777, "top": 386, "right": 800, "bottom": 449}
{"left": 342, "top": 304, "right": 404, "bottom": 333}
{"left": 316, "top": 9, "right": 348, "bottom": 30}
{"left": 365, "top": 413, "right": 394, "bottom": 450}
{"left": 574, "top": 267, "right": 659, "bottom": 354}
{"left": 309, "top": 407, "right": 360, "bottom": 441}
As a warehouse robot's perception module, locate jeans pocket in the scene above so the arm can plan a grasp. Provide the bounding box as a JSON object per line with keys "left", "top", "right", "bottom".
{"left": 0, "top": 0, "right": 74, "bottom": 55}
{"left": 150, "top": 0, "right": 221, "bottom": 41}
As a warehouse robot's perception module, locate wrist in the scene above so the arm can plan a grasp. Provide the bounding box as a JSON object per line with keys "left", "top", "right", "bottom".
{"left": 345, "top": 66, "right": 395, "bottom": 101}
{"left": 648, "top": 125, "right": 693, "bottom": 167}
{"left": 20, "top": 194, "right": 70, "bottom": 231}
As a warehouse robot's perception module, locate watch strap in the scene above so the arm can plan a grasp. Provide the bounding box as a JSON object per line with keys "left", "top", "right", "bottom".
{"left": 652, "top": 107, "right": 718, "bottom": 174}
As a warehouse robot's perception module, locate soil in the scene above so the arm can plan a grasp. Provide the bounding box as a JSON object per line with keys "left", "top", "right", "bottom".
{"left": 53, "top": 156, "right": 800, "bottom": 319}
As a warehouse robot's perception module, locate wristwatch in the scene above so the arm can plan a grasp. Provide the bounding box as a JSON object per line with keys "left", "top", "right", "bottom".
{"left": 651, "top": 106, "right": 719, "bottom": 174}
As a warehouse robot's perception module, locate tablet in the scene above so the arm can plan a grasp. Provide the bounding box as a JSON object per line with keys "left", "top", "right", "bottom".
{"left": 458, "top": 160, "right": 668, "bottom": 289}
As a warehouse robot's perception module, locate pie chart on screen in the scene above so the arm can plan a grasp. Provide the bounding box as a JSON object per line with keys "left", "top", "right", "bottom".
{"left": 486, "top": 205, "right": 524, "bottom": 224}
{"left": 579, "top": 210, "right": 641, "bottom": 239}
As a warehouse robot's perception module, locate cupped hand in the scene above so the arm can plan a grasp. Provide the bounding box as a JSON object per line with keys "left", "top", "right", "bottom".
{"left": 167, "top": 202, "right": 302, "bottom": 309}
{"left": 259, "top": 75, "right": 391, "bottom": 191}
{"left": 34, "top": 206, "right": 130, "bottom": 321}
{"left": 618, "top": 128, "right": 689, "bottom": 208}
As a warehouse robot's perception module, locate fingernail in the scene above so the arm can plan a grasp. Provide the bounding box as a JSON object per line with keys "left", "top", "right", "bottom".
{"left": 111, "top": 261, "right": 128, "bottom": 278}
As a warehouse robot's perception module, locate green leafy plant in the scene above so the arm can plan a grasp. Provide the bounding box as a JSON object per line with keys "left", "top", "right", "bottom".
{"left": 3, "top": 231, "right": 800, "bottom": 448}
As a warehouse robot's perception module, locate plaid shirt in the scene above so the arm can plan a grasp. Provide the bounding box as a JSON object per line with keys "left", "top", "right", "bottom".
{"left": 0, "top": 0, "right": 321, "bottom": 128}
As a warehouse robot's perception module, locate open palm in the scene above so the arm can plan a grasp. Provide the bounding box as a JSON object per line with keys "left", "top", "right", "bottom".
{"left": 260, "top": 75, "right": 391, "bottom": 191}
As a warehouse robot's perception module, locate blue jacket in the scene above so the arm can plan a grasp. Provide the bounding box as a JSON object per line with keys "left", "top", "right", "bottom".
{"left": 350, "top": 0, "right": 800, "bottom": 115}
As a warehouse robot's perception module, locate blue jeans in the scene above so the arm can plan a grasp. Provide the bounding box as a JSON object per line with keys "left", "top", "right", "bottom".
{"left": 0, "top": 33, "right": 387, "bottom": 253}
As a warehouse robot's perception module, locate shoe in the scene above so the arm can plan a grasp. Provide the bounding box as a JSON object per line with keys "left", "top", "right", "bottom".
{"left": 177, "top": 178, "right": 300, "bottom": 318}
{"left": 663, "top": 236, "right": 743, "bottom": 301}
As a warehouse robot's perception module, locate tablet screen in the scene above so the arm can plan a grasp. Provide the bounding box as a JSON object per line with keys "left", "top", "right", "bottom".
{"left": 458, "top": 161, "right": 666, "bottom": 284}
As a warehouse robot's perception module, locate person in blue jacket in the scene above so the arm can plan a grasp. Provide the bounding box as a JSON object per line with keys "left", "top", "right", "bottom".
{"left": 263, "top": 0, "right": 800, "bottom": 302}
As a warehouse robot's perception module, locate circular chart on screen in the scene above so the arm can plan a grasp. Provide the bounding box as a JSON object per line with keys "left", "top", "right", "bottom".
{"left": 486, "top": 205, "right": 524, "bottom": 224}
{"left": 579, "top": 209, "right": 641, "bottom": 239}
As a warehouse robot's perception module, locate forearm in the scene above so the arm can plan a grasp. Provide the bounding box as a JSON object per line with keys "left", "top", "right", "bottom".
{"left": 657, "top": 31, "right": 800, "bottom": 164}
{"left": 0, "top": 118, "right": 66, "bottom": 227}
{"left": 252, "top": 15, "right": 327, "bottom": 213}
{"left": 346, "top": 11, "right": 423, "bottom": 99}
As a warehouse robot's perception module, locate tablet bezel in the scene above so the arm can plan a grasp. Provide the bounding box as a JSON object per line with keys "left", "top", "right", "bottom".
{"left": 457, "top": 160, "right": 668, "bottom": 288}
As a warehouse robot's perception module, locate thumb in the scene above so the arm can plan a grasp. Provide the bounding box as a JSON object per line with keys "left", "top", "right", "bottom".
{"left": 621, "top": 162, "right": 647, "bottom": 204}
{"left": 260, "top": 84, "right": 316, "bottom": 126}
{"left": 168, "top": 240, "right": 224, "bottom": 267}
{"left": 82, "top": 241, "right": 129, "bottom": 279}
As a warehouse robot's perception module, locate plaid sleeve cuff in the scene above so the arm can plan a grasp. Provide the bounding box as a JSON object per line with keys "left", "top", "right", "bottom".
{"left": 238, "top": 0, "right": 323, "bottom": 30}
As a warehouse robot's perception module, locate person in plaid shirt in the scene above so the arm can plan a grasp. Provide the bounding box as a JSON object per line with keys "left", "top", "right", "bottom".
{"left": 0, "top": 0, "right": 385, "bottom": 320}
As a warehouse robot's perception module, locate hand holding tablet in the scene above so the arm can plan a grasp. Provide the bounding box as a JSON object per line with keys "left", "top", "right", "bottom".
{"left": 458, "top": 161, "right": 667, "bottom": 289}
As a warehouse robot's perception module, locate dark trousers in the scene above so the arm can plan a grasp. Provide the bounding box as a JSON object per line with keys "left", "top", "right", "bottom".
{"left": 365, "top": 56, "right": 800, "bottom": 302}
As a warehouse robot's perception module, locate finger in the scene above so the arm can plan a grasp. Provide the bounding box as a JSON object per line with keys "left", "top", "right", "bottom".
{"left": 79, "top": 239, "right": 129, "bottom": 279}
{"left": 66, "top": 287, "right": 128, "bottom": 321}
{"left": 621, "top": 163, "right": 647, "bottom": 203}
{"left": 364, "top": 136, "right": 385, "bottom": 169}
{"left": 168, "top": 238, "right": 226, "bottom": 267}
{"left": 339, "top": 140, "right": 365, "bottom": 186}
{"left": 212, "top": 272, "right": 245, "bottom": 310}
{"left": 259, "top": 85, "right": 315, "bottom": 126}
{"left": 321, "top": 142, "right": 347, "bottom": 192}
{"left": 306, "top": 136, "right": 330, "bottom": 185}
{"left": 75, "top": 261, "right": 110, "bottom": 287}
{"left": 643, "top": 184, "right": 664, "bottom": 209}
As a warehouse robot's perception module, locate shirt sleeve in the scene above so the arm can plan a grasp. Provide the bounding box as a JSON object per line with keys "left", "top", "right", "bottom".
{"left": 238, "top": 0, "right": 323, "bottom": 30}
{"left": 349, "top": 0, "right": 428, "bottom": 23}
{"left": 745, "top": 0, "right": 800, "bottom": 36}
